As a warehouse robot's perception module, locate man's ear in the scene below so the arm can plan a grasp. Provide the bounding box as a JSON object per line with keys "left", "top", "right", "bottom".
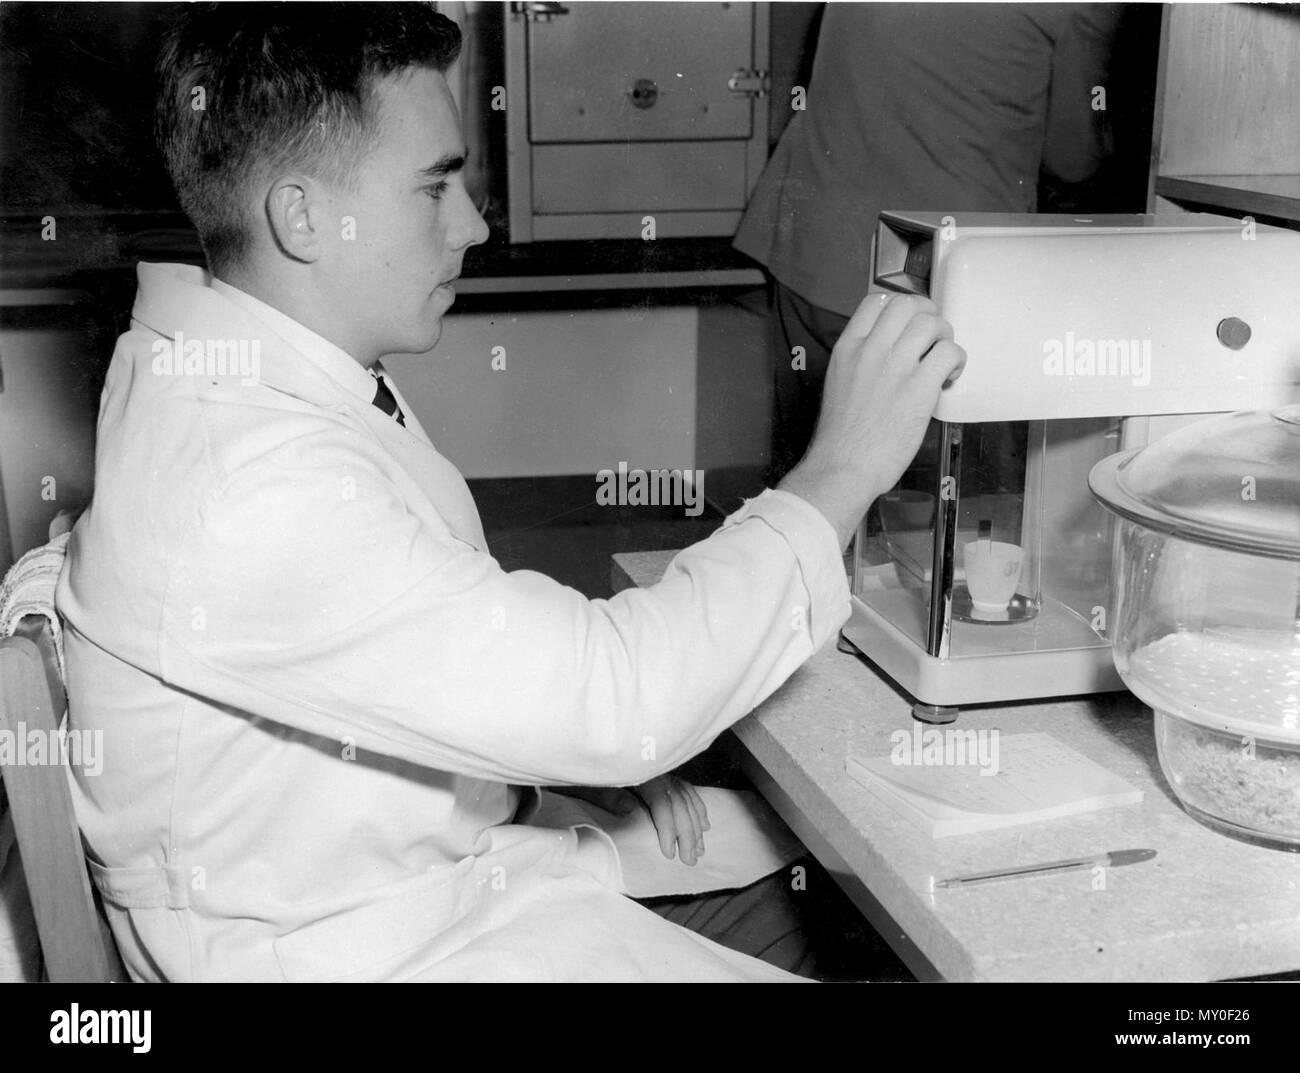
{"left": 264, "top": 177, "right": 323, "bottom": 264}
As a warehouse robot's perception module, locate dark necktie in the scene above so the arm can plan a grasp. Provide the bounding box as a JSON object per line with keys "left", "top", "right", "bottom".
{"left": 371, "top": 373, "right": 406, "bottom": 426}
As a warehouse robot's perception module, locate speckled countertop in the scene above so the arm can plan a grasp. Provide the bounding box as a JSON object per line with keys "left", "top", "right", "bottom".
{"left": 614, "top": 550, "right": 1300, "bottom": 982}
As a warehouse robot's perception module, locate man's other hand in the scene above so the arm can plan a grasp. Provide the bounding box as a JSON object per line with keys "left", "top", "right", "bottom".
{"left": 552, "top": 776, "right": 711, "bottom": 865}
{"left": 631, "top": 775, "right": 711, "bottom": 866}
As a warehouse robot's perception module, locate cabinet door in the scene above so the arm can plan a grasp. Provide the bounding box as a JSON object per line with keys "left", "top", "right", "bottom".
{"left": 526, "top": 1, "right": 754, "bottom": 143}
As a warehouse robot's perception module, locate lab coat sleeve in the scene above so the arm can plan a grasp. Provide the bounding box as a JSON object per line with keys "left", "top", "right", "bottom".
{"left": 159, "top": 433, "right": 850, "bottom": 786}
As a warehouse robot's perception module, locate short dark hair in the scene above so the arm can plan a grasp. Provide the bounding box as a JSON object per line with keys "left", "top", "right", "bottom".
{"left": 156, "top": 2, "right": 461, "bottom": 272}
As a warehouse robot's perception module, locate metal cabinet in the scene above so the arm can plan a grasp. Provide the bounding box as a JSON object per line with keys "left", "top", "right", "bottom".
{"left": 505, "top": 1, "right": 769, "bottom": 242}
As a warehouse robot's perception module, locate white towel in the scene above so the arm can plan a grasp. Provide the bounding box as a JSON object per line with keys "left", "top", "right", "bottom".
{"left": 0, "top": 531, "right": 71, "bottom": 683}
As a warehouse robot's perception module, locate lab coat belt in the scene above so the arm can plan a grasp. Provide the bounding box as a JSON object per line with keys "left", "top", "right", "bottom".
{"left": 87, "top": 859, "right": 193, "bottom": 910}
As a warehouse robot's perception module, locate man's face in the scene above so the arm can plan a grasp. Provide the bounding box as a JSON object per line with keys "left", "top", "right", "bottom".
{"left": 321, "top": 66, "right": 487, "bottom": 364}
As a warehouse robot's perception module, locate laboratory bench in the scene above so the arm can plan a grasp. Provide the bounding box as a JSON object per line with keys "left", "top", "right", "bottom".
{"left": 612, "top": 549, "right": 1300, "bottom": 983}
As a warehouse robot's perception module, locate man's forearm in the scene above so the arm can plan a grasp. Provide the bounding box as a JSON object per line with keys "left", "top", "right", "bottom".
{"left": 776, "top": 462, "right": 880, "bottom": 552}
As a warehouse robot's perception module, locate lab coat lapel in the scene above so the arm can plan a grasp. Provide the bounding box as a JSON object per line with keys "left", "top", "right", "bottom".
{"left": 369, "top": 363, "right": 487, "bottom": 553}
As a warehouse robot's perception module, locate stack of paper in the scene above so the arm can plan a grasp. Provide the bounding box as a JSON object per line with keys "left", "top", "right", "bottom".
{"left": 846, "top": 731, "right": 1143, "bottom": 837}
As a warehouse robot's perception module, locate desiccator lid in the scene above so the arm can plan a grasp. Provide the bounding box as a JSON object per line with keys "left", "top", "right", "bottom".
{"left": 1089, "top": 405, "right": 1300, "bottom": 561}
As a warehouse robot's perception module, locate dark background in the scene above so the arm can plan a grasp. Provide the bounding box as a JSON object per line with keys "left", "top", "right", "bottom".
{"left": 0, "top": 3, "right": 1161, "bottom": 233}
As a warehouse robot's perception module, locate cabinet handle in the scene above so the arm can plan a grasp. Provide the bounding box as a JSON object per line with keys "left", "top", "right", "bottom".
{"left": 511, "top": 2, "right": 570, "bottom": 22}
{"left": 629, "top": 79, "right": 659, "bottom": 110}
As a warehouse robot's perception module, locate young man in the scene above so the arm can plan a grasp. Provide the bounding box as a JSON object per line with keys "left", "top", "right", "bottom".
{"left": 56, "top": 4, "right": 963, "bottom": 981}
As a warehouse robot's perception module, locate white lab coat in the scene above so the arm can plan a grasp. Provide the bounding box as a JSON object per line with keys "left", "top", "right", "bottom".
{"left": 56, "top": 263, "right": 852, "bottom": 982}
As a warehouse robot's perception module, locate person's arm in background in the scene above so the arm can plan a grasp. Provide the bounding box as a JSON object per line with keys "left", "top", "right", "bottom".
{"left": 1038, "top": 3, "right": 1125, "bottom": 212}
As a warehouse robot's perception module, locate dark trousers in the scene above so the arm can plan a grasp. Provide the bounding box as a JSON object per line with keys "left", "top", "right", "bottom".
{"left": 638, "top": 854, "right": 913, "bottom": 981}
{"left": 767, "top": 282, "right": 851, "bottom": 484}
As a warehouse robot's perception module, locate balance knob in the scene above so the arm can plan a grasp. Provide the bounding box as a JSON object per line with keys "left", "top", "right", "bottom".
{"left": 1216, "top": 317, "right": 1252, "bottom": 350}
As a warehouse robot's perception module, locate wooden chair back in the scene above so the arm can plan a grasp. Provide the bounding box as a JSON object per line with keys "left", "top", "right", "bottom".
{"left": 0, "top": 615, "right": 127, "bottom": 981}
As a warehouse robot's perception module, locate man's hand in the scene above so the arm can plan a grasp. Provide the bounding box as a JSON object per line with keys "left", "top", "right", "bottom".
{"left": 631, "top": 775, "right": 710, "bottom": 866}
{"left": 551, "top": 776, "right": 711, "bottom": 865}
{"left": 778, "top": 292, "right": 966, "bottom": 548}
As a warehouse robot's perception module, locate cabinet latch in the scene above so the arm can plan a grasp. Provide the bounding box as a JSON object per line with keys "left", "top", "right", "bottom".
{"left": 510, "top": 2, "right": 570, "bottom": 22}
{"left": 727, "top": 69, "right": 770, "bottom": 99}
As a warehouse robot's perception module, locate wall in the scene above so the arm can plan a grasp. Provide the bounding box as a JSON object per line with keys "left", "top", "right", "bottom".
{"left": 384, "top": 292, "right": 772, "bottom": 512}
{"left": 385, "top": 305, "right": 699, "bottom": 480}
